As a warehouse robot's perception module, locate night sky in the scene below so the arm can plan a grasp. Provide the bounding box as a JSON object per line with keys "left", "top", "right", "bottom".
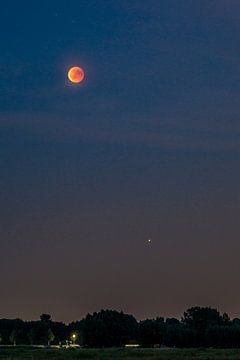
{"left": 1, "top": 1, "right": 240, "bottom": 323}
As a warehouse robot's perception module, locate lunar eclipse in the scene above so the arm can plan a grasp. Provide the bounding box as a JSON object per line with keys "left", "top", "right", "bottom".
{"left": 68, "top": 66, "right": 85, "bottom": 83}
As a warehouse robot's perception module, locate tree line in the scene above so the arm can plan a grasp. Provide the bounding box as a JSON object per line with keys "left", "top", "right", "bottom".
{"left": 1, "top": 307, "right": 240, "bottom": 348}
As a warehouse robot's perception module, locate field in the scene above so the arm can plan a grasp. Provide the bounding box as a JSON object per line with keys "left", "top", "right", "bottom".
{"left": 0, "top": 348, "right": 240, "bottom": 360}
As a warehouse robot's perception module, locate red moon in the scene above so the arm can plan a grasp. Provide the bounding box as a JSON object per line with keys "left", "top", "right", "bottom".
{"left": 68, "top": 66, "right": 85, "bottom": 83}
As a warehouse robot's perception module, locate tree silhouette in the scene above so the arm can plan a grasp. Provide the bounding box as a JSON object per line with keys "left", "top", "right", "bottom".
{"left": 47, "top": 328, "right": 55, "bottom": 346}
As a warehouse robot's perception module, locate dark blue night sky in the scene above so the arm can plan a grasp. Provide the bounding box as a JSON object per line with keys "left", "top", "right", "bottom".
{"left": 0, "top": 1, "right": 240, "bottom": 322}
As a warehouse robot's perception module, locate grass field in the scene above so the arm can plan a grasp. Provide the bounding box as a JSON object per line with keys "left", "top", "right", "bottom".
{"left": 0, "top": 348, "right": 240, "bottom": 360}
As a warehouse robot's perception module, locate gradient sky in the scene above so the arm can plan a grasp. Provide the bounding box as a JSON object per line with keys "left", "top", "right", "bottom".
{"left": 0, "top": 0, "right": 240, "bottom": 323}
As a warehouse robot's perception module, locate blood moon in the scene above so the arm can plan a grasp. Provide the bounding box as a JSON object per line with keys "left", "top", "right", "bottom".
{"left": 68, "top": 66, "right": 85, "bottom": 83}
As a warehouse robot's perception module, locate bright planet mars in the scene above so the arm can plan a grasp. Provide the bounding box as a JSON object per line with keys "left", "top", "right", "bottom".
{"left": 68, "top": 66, "right": 85, "bottom": 83}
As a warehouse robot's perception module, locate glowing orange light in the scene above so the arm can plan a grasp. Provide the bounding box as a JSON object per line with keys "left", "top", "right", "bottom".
{"left": 68, "top": 66, "right": 85, "bottom": 83}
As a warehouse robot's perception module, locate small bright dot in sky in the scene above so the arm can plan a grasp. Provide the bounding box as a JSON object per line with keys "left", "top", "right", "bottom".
{"left": 148, "top": 239, "right": 152, "bottom": 243}
{"left": 68, "top": 66, "right": 85, "bottom": 83}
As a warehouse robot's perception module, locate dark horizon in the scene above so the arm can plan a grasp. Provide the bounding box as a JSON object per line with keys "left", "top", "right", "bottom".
{"left": 1, "top": 305, "right": 240, "bottom": 325}
{"left": 1, "top": 307, "right": 240, "bottom": 349}
{"left": 1, "top": 0, "right": 240, "bottom": 324}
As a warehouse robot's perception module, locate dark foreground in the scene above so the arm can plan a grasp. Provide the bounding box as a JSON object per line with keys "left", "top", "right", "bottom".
{"left": 1, "top": 348, "right": 240, "bottom": 360}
